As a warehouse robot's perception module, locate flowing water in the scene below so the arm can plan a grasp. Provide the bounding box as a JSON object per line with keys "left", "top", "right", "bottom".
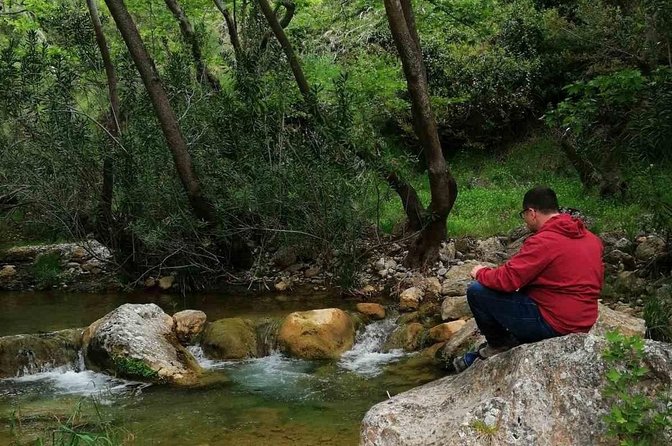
{"left": 0, "top": 290, "right": 443, "bottom": 445}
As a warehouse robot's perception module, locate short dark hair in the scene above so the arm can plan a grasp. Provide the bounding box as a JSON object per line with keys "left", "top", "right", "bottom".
{"left": 523, "top": 186, "right": 559, "bottom": 214}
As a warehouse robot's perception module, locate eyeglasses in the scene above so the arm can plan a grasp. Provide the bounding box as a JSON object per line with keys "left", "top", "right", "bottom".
{"left": 518, "top": 208, "right": 532, "bottom": 219}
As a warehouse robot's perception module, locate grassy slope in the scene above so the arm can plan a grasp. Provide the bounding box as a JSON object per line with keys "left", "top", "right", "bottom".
{"left": 376, "top": 134, "right": 644, "bottom": 238}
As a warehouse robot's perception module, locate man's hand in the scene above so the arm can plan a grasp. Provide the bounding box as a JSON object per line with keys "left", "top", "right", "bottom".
{"left": 470, "top": 265, "right": 487, "bottom": 279}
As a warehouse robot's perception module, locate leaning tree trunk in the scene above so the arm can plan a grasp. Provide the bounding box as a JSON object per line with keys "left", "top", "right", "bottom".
{"left": 164, "top": 0, "right": 220, "bottom": 91}
{"left": 383, "top": 0, "right": 457, "bottom": 267}
{"left": 213, "top": 0, "right": 242, "bottom": 59}
{"left": 87, "top": 0, "right": 121, "bottom": 243}
{"left": 103, "top": 0, "right": 216, "bottom": 225}
{"left": 257, "top": 0, "right": 313, "bottom": 106}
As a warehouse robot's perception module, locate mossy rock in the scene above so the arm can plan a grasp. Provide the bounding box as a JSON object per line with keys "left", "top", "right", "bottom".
{"left": 383, "top": 322, "right": 427, "bottom": 352}
{"left": 0, "top": 328, "right": 83, "bottom": 378}
{"left": 201, "top": 318, "right": 258, "bottom": 359}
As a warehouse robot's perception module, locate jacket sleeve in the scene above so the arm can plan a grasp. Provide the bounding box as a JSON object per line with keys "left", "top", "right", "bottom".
{"left": 475, "top": 235, "right": 555, "bottom": 292}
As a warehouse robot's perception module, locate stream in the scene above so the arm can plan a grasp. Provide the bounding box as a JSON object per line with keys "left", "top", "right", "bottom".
{"left": 0, "top": 290, "right": 443, "bottom": 445}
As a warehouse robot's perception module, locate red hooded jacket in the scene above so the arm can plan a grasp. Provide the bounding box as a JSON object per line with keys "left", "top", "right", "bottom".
{"left": 475, "top": 214, "right": 604, "bottom": 334}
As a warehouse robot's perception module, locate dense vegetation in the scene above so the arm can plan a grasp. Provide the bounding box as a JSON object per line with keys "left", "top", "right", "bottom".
{"left": 1, "top": 0, "right": 671, "bottom": 282}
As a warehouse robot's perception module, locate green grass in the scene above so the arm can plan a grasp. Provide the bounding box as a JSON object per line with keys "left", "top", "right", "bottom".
{"left": 376, "top": 135, "right": 646, "bottom": 237}
{"left": 32, "top": 251, "right": 62, "bottom": 288}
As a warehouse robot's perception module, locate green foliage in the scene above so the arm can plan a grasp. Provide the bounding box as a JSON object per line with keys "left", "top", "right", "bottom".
{"left": 602, "top": 331, "right": 672, "bottom": 445}
{"left": 113, "top": 356, "right": 158, "bottom": 380}
{"left": 643, "top": 285, "right": 672, "bottom": 342}
{"left": 32, "top": 252, "right": 62, "bottom": 288}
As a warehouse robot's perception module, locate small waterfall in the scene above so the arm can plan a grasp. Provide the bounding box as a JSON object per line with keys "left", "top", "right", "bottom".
{"left": 256, "top": 318, "right": 282, "bottom": 356}
{"left": 338, "top": 317, "right": 406, "bottom": 377}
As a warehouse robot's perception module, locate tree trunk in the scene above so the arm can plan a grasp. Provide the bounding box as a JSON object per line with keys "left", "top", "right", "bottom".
{"left": 87, "top": 0, "right": 121, "bottom": 242}
{"left": 164, "top": 0, "right": 220, "bottom": 91}
{"left": 259, "top": 0, "right": 295, "bottom": 53}
{"left": 383, "top": 0, "right": 457, "bottom": 267}
{"left": 556, "top": 133, "right": 602, "bottom": 190}
{"left": 103, "top": 0, "right": 216, "bottom": 225}
{"left": 257, "top": 0, "right": 311, "bottom": 101}
{"left": 213, "top": 0, "right": 242, "bottom": 59}
{"left": 386, "top": 172, "right": 424, "bottom": 231}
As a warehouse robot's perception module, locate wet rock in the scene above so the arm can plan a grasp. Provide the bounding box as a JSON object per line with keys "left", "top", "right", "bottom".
{"left": 201, "top": 318, "right": 258, "bottom": 359}
{"left": 590, "top": 304, "right": 646, "bottom": 337}
{"left": 428, "top": 320, "right": 466, "bottom": 342}
{"left": 635, "top": 235, "right": 666, "bottom": 261}
{"left": 356, "top": 303, "right": 386, "bottom": 320}
{"left": 399, "top": 287, "right": 424, "bottom": 311}
{"left": 144, "top": 277, "right": 156, "bottom": 288}
{"left": 277, "top": 308, "right": 355, "bottom": 359}
{"left": 441, "top": 295, "right": 471, "bottom": 321}
{"left": 158, "top": 276, "right": 175, "bottom": 290}
{"left": 384, "top": 322, "right": 425, "bottom": 352}
{"left": 83, "top": 303, "right": 200, "bottom": 385}
{"left": 173, "top": 310, "right": 207, "bottom": 345}
{"left": 0, "top": 328, "right": 83, "bottom": 378}
{"left": 362, "top": 334, "right": 672, "bottom": 446}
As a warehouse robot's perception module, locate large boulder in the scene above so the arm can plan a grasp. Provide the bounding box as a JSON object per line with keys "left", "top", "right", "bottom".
{"left": 362, "top": 334, "right": 672, "bottom": 446}
{"left": 82, "top": 303, "right": 201, "bottom": 385}
{"left": 0, "top": 328, "right": 83, "bottom": 378}
{"left": 200, "top": 318, "right": 258, "bottom": 359}
{"left": 278, "top": 308, "right": 355, "bottom": 359}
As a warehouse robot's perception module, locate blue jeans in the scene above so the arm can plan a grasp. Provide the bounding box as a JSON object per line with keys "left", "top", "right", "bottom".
{"left": 466, "top": 281, "right": 559, "bottom": 348}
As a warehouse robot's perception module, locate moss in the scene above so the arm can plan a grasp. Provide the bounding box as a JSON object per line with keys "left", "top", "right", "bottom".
{"left": 201, "top": 318, "right": 258, "bottom": 359}
{"left": 113, "top": 356, "right": 158, "bottom": 380}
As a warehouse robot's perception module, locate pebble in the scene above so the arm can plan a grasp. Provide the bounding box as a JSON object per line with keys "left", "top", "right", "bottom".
{"left": 437, "top": 268, "right": 447, "bottom": 276}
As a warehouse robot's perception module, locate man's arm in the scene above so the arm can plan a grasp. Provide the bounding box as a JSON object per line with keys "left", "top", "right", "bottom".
{"left": 472, "top": 235, "right": 555, "bottom": 293}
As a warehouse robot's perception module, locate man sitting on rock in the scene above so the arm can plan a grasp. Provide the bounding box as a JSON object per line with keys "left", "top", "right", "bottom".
{"left": 450, "top": 186, "right": 604, "bottom": 373}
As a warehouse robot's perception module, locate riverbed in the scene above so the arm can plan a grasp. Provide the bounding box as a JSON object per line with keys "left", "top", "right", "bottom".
{"left": 0, "top": 290, "right": 443, "bottom": 445}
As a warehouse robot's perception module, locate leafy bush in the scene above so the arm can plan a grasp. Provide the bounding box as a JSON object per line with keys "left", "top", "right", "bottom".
{"left": 602, "top": 331, "right": 672, "bottom": 445}
{"left": 32, "top": 252, "right": 62, "bottom": 288}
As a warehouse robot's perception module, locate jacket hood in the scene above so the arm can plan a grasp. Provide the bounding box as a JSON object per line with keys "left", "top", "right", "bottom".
{"left": 539, "top": 213, "right": 587, "bottom": 239}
